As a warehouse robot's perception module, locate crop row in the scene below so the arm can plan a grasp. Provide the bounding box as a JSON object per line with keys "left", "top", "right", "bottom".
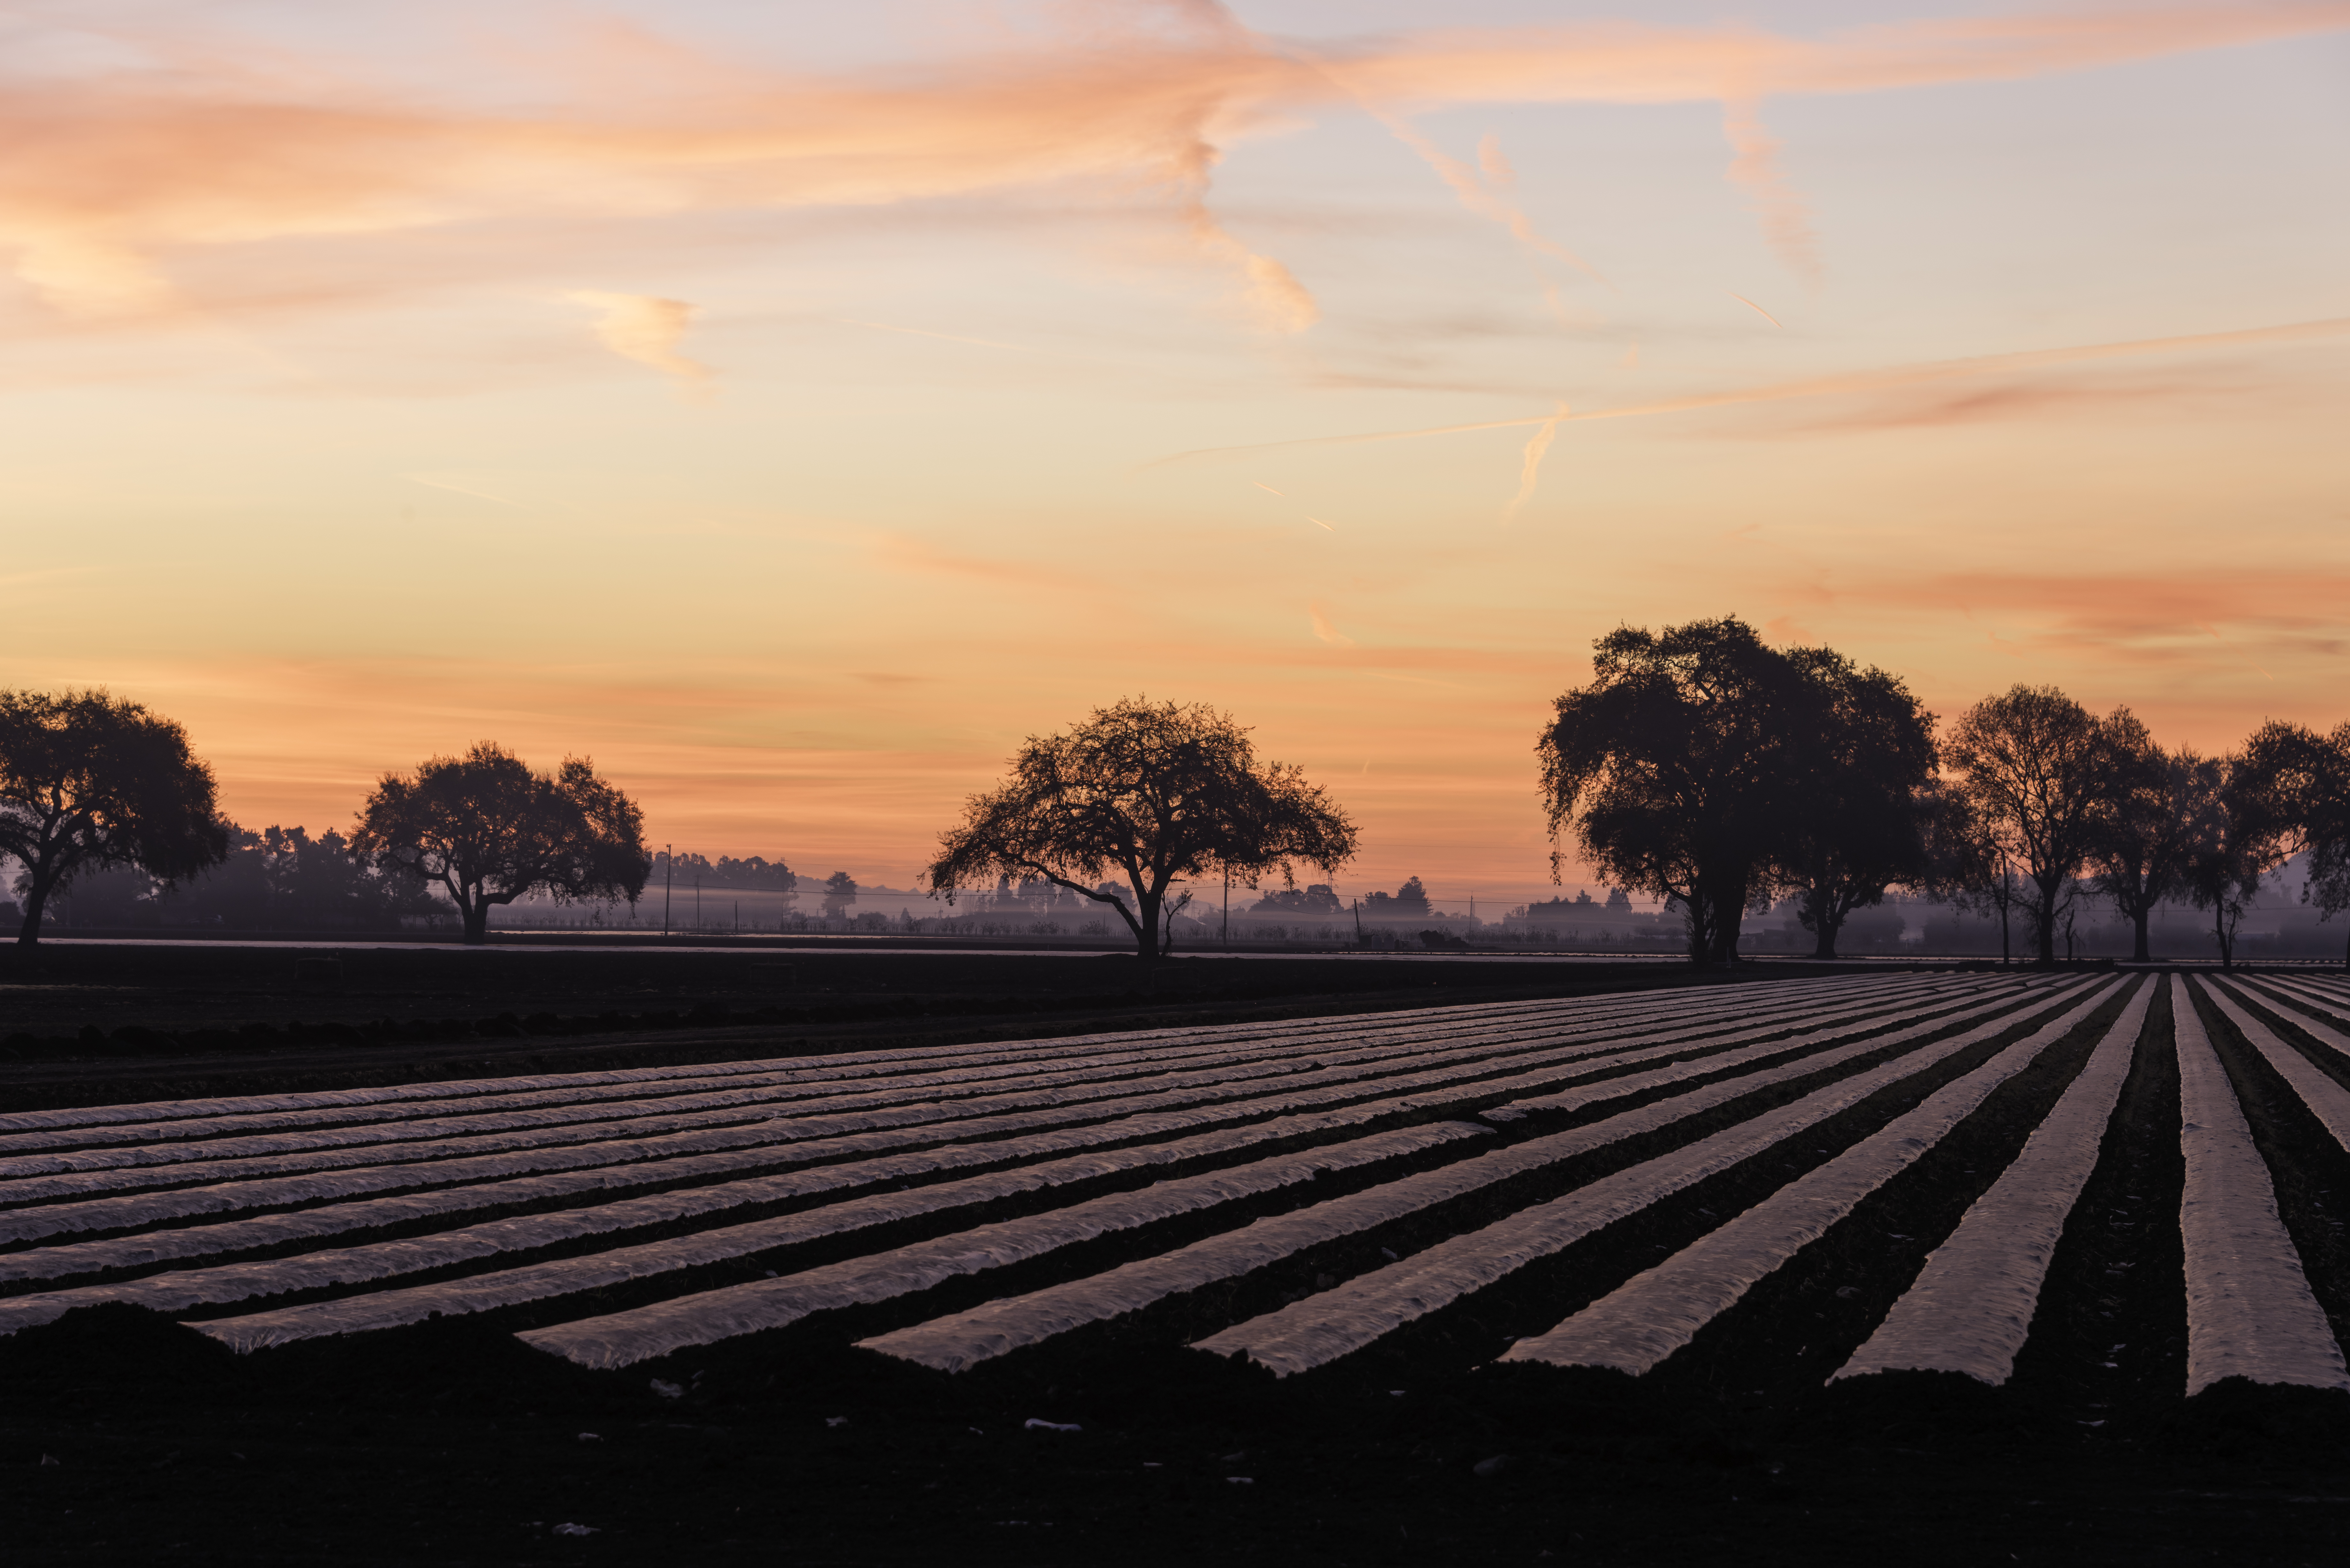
{"left": 4, "top": 969, "right": 2346, "bottom": 1407}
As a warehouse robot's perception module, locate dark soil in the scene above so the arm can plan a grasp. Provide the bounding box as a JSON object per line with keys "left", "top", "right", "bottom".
{"left": 4, "top": 955, "right": 2346, "bottom": 1564}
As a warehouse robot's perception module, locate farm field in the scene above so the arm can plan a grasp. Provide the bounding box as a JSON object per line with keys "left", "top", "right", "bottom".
{"left": 6, "top": 969, "right": 2350, "bottom": 1564}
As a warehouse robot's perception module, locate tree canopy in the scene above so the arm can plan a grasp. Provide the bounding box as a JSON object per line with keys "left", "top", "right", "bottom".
{"left": 924, "top": 697, "right": 1357, "bottom": 961}
{"left": 1537, "top": 617, "right": 1812, "bottom": 966}
{"left": 349, "top": 743, "right": 648, "bottom": 945}
{"left": 1943, "top": 685, "right": 2114, "bottom": 966}
{"left": 0, "top": 688, "right": 227, "bottom": 946}
{"left": 1774, "top": 648, "right": 1938, "bottom": 960}
{"left": 2083, "top": 709, "right": 2201, "bottom": 963}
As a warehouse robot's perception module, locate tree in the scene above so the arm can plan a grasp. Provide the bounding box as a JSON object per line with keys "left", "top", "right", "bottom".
{"left": 1775, "top": 649, "right": 1937, "bottom": 961}
{"left": 2083, "top": 710, "right": 2200, "bottom": 963}
{"left": 2179, "top": 753, "right": 2285, "bottom": 969}
{"left": 1923, "top": 781, "right": 2020, "bottom": 963}
{"left": 1537, "top": 617, "right": 1808, "bottom": 967}
{"left": 350, "top": 743, "right": 648, "bottom": 945}
{"left": 1943, "top": 685, "right": 2115, "bottom": 966}
{"left": 821, "top": 872, "right": 858, "bottom": 918}
{"left": 924, "top": 697, "right": 1357, "bottom": 962}
{"left": 0, "top": 689, "right": 228, "bottom": 947}
{"left": 2235, "top": 720, "right": 2350, "bottom": 969}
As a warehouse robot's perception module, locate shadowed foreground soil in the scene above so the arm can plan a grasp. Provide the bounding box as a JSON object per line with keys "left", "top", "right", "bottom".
{"left": 2, "top": 1303, "right": 2345, "bottom": 1566}
{"left": 5, "top": 948, "right": 2336, "bottom": 1565}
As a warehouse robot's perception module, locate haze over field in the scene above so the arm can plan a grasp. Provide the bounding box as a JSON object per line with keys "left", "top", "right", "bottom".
{"left": 6, "top": 0, "right": 2345, "bottom": 902}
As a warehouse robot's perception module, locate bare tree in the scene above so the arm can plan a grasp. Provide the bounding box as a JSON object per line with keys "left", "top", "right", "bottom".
{"left": 351, "top": 743, "right": 648, "bottom": 945}
{"left": 2084, "top": 709, "right": 2200, "bottom": 963}
{"left": 0, "top": 689, "right": 228, "bottom": 947}
{"left": 1944, "top": 685, "right": 2114, "bottom": 966}
{"left": 925, "top": 697, "right": 1356, "bottom": 963}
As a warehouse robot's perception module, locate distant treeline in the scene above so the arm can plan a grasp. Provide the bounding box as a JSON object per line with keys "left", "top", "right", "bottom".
{"left": 7, "top": 824, "right": 448, "bottom": 932}
{"left": 648, "top": 850, "right": 801, "bottom": 894}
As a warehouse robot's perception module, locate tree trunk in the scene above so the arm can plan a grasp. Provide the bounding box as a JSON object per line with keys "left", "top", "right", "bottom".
{"left": 14, "top": 863, "right": 59, "bottom": 948}
{"left": 2132, "top": 908, "right": 2150, "bottom": 964}
{"left": 1709, "top": 885, "right": 1744, "bottom": 968}
{"left": 2215, "top": 906, "right": 2231, "bottom": 970}
{"left": 462, "top": 900, "right": 490, "bottom": 945}
{"left": 1134, "top": 886, "right": 1161, "bottom": 965}
{"left": 2035, "top": 888, "right": 2058, "bottom": 966}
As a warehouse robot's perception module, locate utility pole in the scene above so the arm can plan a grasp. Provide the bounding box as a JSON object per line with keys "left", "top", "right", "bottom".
{"left": 1222, "top": 869, "right": 1230, "bottom": 950}
{"left": 663, "top": 844, "right": 672, "bottom": 937}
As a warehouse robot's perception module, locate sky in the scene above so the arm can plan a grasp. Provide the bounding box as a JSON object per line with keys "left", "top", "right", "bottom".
{"left": 4, "top": 0, "right": 2346, "bottom": 909}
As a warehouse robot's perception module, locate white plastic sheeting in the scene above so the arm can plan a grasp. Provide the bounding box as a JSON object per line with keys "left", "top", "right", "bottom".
{"left": 2203, "top": 980, "right": 2350, "bottom": 1152}
{"left": 0, "top": 981, "right": 1831, "bottom": 1141}
{"left": 200, "top": 1122, "right": 1495, "bottom": 1356}
{"left": 2175, "top": 978, "right": 2349, "bottom": 1396}
{"left": 1194, "top": 978, "right": 2096, "bottom": 1376}
{"left": 0, "top": 977, "right": 1952, "bottom": 1245}
{"left": 861, "top": 983, "right": 2033, "bottom": 1373}
{"left": 1501, "top": 978, "right": 2125, "bottom": 1375}
{"left": 1831, "top": 976, "right": 2156, "bottom": 1385}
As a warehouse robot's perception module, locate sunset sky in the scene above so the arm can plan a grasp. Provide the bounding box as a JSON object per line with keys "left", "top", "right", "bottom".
{"left": 6, "top": 1, "right": 2346, "bottom": 908}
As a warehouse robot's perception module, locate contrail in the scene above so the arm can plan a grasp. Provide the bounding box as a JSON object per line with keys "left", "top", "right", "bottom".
{"left": 1143, "top": 315, "right": 2350, "bottom": 469}
{"left": 1731, "top": 292, "right": 1782, "bottom": 326}
{"left": 404, "top": 473, "right": 529, "bottom": 509}
{"left": 1253, "top": 480, "right": 1286, "bottom": 495}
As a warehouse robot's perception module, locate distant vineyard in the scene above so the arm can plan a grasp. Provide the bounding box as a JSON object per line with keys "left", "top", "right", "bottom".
{"left": 4, "top": 972, "right": 2347, "bottom": 1408}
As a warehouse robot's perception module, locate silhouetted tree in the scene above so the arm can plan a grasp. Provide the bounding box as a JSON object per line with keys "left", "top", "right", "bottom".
{"left": 821, "top": 871, "right": 858, "bottom": 917}
{"left": 1775, "top": 649, "right": 1937, "bottom": 960}
{"left": 351, "top": 743, "right": 648, "bottom": 945}
{"left": 1537, "top": 618, "right": 1807, "bottom": 967}
{"left": 2179, "top": 753, "right": 2285, "bottom": 969}
{"left": 2084, "top": 710, "right": 2201, "bottom": 963}
{"left": 1944, "top": 686, "right": 2115, "bottom": 965}
{"left": 924, "top": 697, "right": 1356, "bottom": 962}
{"left": 2235, "top": 720, "right": 2350, "bottom": 969}
{"left": 0, "top": 689, "right": 228, "bottom": 947}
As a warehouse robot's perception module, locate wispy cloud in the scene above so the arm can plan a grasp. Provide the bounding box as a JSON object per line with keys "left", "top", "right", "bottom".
{"left": 568, "top": 290, "right": 710, "bottom": 395}
{"left": 3, "top": 5, "right": 2339, "bottom": 326}
{"left": 1148, "top": 315, "right": 2350, "bottom": 466}
{"left": 1500, "top": 401, "right": 1567, "bottom": 522}
{"left": 1309, "top": 602, "right": 1355, "bottom": 646}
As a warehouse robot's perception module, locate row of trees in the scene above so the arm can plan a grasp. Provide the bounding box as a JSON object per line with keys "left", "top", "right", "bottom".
{"left": 1536, "top": 617, "right": 2350, "bottom": 969}
{"left": 1, "top": 693, "right": 655, "bottom": 947}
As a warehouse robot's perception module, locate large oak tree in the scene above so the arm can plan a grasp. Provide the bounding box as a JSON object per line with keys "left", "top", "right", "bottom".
{"left": 1537, "top": 618, "right": 1810, "bottom": 968}
{"left": 924, "top": 697, "right": 1356, "bottom": 962}
{"left": 0, "top": 689, "right": 228, "bottom": 947}
{"left": 351, "top": 743, "right": 648, "bottom": 945}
